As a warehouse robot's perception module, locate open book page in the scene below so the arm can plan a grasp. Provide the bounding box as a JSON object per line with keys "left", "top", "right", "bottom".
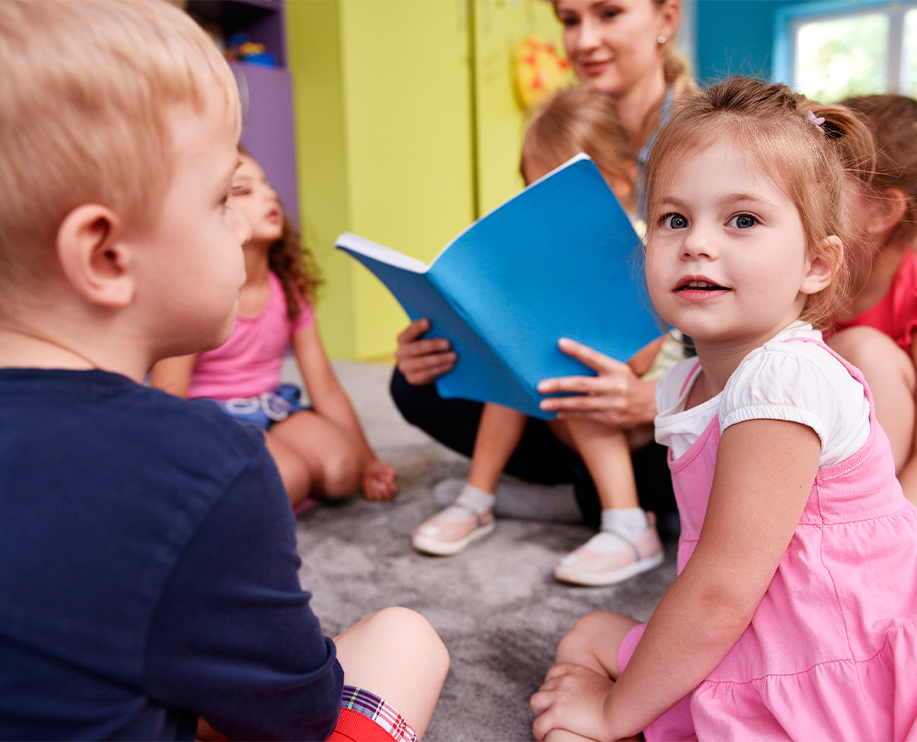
{"left": 336, "top": 156, "right": 659, "bottom": 419}
{"left": 336, "top": 235, "right": 535, "bottom": 413}
{"left": 428, "top": 156, "right": 657, "bottom": 394}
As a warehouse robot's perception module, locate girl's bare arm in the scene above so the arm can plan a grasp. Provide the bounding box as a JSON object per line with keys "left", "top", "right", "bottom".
{"left": 148, "top": 354, "right": 197, "bottom": 398}
{"left": 532, "top": 418, "right": 820, "bottom": 740}
{"left": 292, "top": 323, "right": 398, "bottom": 500}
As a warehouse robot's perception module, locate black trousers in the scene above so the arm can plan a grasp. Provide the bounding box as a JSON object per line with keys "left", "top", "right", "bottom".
{"left": 390, "top": 368, "right": 677, "bottom": 531}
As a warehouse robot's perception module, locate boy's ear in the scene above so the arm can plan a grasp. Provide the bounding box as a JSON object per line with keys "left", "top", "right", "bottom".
{"left": 869, "top": 187, "right": 908, "bottom": 238}
{"left": 56, "top": 204, "right": 135, "bottom": 308}
{"left": 800, "top": 235, "right": 841, "bottom": 295}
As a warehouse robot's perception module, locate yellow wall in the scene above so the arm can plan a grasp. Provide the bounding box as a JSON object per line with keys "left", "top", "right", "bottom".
{"left": 288, "top": 0, "right": 565, "bottom": 361}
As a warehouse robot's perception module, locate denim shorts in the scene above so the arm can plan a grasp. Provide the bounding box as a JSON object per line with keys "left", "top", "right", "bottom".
{"left": 211, "top": 384, "right": 308, "bottom": 431}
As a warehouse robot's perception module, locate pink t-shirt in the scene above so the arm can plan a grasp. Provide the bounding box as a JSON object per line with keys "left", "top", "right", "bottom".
{"left": 829, "top": 248, "right": 917, "bottom": 351}
{"left": 188, "top": 272, "right": 316, "bottom": 401}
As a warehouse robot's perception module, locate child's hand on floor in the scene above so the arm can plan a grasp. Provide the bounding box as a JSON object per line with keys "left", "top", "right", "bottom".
{"left": 363, "top": 459, "right": 399, "bottom": 501}
{"left": 530, "top": 662, "right": 618, "bottom": 742}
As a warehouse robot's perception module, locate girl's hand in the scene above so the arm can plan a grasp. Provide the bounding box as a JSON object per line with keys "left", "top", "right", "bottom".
{"left": 530, "top": 663, "right": 618, "bottom": 742}
{"left": 395, "top": 318, "right": 457, "bottom": 386}
{"left": 537, "top": 338, "right": 657, "bottom": 428}
{"left": 363, "top": 459, "right": 399, "bottom": 501}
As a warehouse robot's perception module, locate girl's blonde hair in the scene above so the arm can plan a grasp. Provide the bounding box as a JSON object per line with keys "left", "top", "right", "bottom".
{"left": 645, "top": 78, "right": 874, "bottom": 329}
{"left": 842, "top": 94, "right": 917, "bottom": 244}
{"left": 522, "top": 85, "right": 635, "bottom": 206}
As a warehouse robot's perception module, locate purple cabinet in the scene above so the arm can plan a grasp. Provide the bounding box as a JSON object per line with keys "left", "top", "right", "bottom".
{"left": 186, "top": 1, "right": 299, "bottom": 226}
{"left": 231, "top": 61, "right": 299, "bottom": 226}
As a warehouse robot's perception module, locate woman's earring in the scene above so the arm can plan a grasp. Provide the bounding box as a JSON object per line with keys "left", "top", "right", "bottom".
{"left": 658, "top": 35, "right": 667, "bottom": 44}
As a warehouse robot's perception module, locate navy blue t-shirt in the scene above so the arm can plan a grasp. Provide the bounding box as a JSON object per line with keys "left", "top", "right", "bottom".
{"left": 0, "top": 368, "right": 344, "bottom": 740}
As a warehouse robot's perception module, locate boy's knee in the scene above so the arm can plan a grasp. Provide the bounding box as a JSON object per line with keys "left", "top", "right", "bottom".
{"left": 373, "top": 607, "right": 450, "bottom": 671}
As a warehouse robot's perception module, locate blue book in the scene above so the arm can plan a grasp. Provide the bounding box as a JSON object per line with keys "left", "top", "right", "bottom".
{"left": 336, "top": 154, "right": 659, "bottom": 419}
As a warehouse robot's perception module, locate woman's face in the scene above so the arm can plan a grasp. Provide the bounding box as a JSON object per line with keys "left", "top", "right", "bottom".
{"left": 554, "top": 0, "right": 678, "bottom": 99}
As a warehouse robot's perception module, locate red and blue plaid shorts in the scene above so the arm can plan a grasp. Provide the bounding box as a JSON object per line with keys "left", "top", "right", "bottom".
{"left": 327, "top": 685, "right": 417, "bottom": 742}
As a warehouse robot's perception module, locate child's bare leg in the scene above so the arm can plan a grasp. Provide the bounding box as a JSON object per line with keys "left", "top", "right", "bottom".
{"left": 553, "top": 419, "right": 662, "bottom": 586}
{"left": 413, "top": 404, "right": 525, "bottom": 555}
{"left": 269, "top": 410, "right": 362, "bottom": 501}
{"left": 563, "top": 418, "right": 639, "bottom": 510}
{"left": 468, "top": 403, "right": 528, "bottom": 492}
{"left": 262, "top": 433, "right": 313, "bottom": 508}
{"left": 334, "top": 607, "right": 449, "bottom": 740}
{"left": 554, "top": 610, "right": 640, "bottom": 678}
{"left": 534, "top": 611, "right": 641, "bottom": 742}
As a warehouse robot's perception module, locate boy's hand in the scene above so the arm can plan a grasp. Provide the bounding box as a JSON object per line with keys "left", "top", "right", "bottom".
{"left": 395, "top": 317, "right": 457, "bottom": 385}
{"left": 530, "top": 662, "right": 617, "bottom": 741}
{"left": 363, "top": 460, "right": 399, "bottom": 501}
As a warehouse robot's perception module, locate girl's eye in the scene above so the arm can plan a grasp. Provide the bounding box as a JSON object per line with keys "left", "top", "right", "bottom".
{"left": 230, "top": 187, "right": 250, "bottom": 197}
{"left": 601, "top": 8, "right": 620, "bottom": 19}
{"left": 729, "top": 213, "right": 757, "bottom": 229}
{"left": 662, "top": 213, "right": 688, "bottom": 229}
{"left": 559, "top": 15, "right": 579, "bottom": 27}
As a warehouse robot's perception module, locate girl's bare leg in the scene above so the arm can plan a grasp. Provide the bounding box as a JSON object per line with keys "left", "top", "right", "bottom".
{"left": 467, "top": 403, "right": 528, "bottom": 493}
{"left": 536, "top": 611, "right": 642, "bottom": 742}
{"left": 262, "top": 433, "right": 313, "bottom": 508}
{"left": 561, "top": 418, "right": 639, "bottom": 510}
{"left": 334, "top": 607, "right": 450, "bottom": 740}
{"left": 268, "top": 410, "right": 362, "bottom": 501}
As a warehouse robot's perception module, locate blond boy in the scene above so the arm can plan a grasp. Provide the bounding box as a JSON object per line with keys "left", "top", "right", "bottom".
{"left": 0, "top": 2, "right": 447, "bottom": 739}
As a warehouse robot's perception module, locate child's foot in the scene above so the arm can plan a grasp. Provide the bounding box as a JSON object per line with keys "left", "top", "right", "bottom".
{"left": 433, "top": 477, "right": 582, "bottom": 523}
{"left": 412, "top": 484, "right": 495, "bottom": 556}
{"left": 554, "top": 520, "right": 663, "bottom": 586}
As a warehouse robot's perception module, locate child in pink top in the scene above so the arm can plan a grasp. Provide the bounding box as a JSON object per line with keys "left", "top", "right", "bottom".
{"left": 531, "top": 79, "right": 917, "bottom": 741}
{"left": 152, "top": 152, "right": 397, "bottom": 510}
{"left": 827, "top": 95, "right": 917, "bottom": 506}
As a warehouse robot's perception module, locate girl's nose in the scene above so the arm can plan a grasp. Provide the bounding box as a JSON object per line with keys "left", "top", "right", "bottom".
{"left": 681, "top": 226, "right": 717, "bottom": 260}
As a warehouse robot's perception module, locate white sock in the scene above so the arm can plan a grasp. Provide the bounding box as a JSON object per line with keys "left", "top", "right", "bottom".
{"left": 600, "top": 508, "right": 649, "bottom": 542}
{"left": 437, "top": 483, "right": 495, "bottom": 522}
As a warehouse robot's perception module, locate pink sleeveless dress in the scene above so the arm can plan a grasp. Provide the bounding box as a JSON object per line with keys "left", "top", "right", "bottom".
{"left": 618, "top": 339, "right": 917, "bottom": 741}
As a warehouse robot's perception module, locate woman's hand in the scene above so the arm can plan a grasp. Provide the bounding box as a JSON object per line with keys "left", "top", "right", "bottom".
{"left": 530, "top": 663, "right": 618, "bottom": 742}
{"left": 363, "top": 459, "right": 399, "bottom": 501}
{"left": 537, "top": 338, "right": 657, "bottom": 428}
{"left": 394, "top": 318, "right": 457, "bottom": 386}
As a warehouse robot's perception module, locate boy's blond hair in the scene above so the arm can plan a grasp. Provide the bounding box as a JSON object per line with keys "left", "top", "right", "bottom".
{"left": 0, "top": 0, "right": 241, "bottom": 286}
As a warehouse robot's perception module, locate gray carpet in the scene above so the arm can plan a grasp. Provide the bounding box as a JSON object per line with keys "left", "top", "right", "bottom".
{"left": 292, "top": 361, "right": 677, "bottom": 742}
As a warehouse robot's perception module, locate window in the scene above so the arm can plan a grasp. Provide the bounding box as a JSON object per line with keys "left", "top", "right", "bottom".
{"left": 775, "top": 0, "right": 917, "bottom": 102}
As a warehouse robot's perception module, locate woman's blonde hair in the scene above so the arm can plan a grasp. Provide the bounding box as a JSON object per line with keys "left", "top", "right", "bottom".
{"left": 0, "top": 0, "right": 240, "bottom": 285}
{"left": 645, "top": 78, "right": 875, "bottom": 329}
{"left": 522, "top": 86, "right": 635, "bottom": 208}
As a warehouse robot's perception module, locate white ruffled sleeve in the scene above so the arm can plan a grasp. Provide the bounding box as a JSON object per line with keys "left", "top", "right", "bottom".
{"left": 720, "top": 342, "right": 870, "bottom": 467}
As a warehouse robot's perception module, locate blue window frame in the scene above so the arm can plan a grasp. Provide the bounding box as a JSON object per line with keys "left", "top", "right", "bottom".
{"left": 774, "top": 0, "right": 917, "bottom": 101}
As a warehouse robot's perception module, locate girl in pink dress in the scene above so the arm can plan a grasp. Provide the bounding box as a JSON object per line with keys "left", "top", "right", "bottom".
{"left": 152, "top": 152, "right": 398, "bottom": 511}
{"left": 827, "top": 95, "right": 917, "bottom": 507}
{"left": 530, "top": 78, "right": 917, "bottom": 741}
